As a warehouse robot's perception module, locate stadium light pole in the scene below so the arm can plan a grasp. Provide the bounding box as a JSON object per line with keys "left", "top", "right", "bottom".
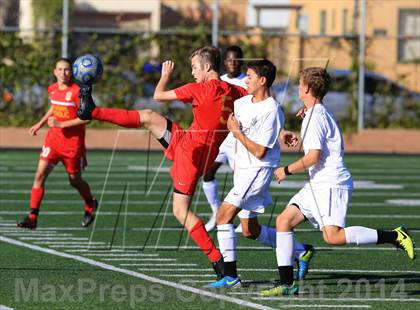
{"left": 62, "top": 0, "right": 69, "bottom": 58}
{"left": 212, "top": 0, "right": 219, "bottom": 47}
{"left": 357, "top": 0, "right": 366, "bottom": 131}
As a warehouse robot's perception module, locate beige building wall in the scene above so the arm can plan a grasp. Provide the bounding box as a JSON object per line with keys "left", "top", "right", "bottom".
{"left": 289, "top": 0, "right": 419, "bottom": 92}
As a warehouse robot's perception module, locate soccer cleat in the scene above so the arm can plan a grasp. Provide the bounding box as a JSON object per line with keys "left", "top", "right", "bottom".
{"left": 205, "top": 213, "right": 216, "bottom": 232}
{"left": 82, "top": 199, "right": 98, "bottom": 228}
{"left": 296, "top": 244, "right": 315, "bottom": 280}
{"left": 212, "top": 257, "right": 224, "bottom": 280}
{"left": 259, "top": 282, "right": 299, "bottom": 297}
{"left": 394, "top": 226, "right": 416, "bottom": 260}
{"left": 17, "top": 215, "right": 37, "bottom": 230}
{"left": 77, "top": 85, "right": 95, "bottom": 120}
{"left": 204, "top": 275, "right": 241, "bottom": 289}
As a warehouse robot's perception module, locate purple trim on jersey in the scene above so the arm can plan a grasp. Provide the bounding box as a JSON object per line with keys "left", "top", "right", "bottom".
{"left": 242, "top": 168, "right": 262, "bottom": 199}
{"left": 328, "top": 188, "right": 332, "bottom": 216}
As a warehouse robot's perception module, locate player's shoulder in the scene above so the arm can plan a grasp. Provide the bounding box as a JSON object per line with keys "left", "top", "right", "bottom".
{"left": 48, "top": 82, "right": 58, "bottom": 93}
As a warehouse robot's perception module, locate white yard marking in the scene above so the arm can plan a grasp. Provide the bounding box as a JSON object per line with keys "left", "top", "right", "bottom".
{"left": 120, "top": 263, "right": 197, "bottom": 267}
{"left": 33, "top": 241, "right": 106, "bottom": 245}
{"left": 386, "top": 199, "right": 420, "bottom": 206}
{"left": 19, "top": 237, "right": 88, "bottom": 241}
{"left": 101, "top": 258, "right": 176, "bottom": 261}
{"left": 253, "top": 297, "right": 420, "bottom": 303}
{"left": 0, "top": 236, "right": 274, "bottom": 310}
{"left": 82, "top": 253, "right": 159, "bottom": 257}
{"left": 277, "top": 305, "right": 370, "bottom": 309}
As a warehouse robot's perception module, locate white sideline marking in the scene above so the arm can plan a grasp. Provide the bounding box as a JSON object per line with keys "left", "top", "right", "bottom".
{"left": 19, "top": 237, "right": 88, "bottom": 241}
{"left": 102, "top": 258, "right": 176, "bottom": 262}
{"left": 159, "top": 274, "right": 215, "bottom": 277}
{"left": 0, "top": 305, "right": 14, "bottom": 310}
{"left": 63, "top": 249, "right": 141, "bottom": 253}
{"left": 33, "top": 241, "right": 106, "bottom": 245}
{"left": 0, "top": 236, "right": 275, "bottom": 310}
{"left": 120, "top": 263, "right": 197, "bottom": 267}
{"left": 81, "top": 253, "right": 159, "bottom": 257}
{"left": 271, "top": 180, "right": 403, "bottom": 190}
{"left": 277, "top": 305, "right": 371, "bottom": 309}
{"left": 386, "top": 199, "right": 420, "bottom": 206}
{"left": 161, "top": 268, "right": 418, "bottom": 275}
{"left": 253, "top": 297, "right": 420, "bottom": 303}
{"left": 4, "top": 233, "right": 69, "bottom": 237}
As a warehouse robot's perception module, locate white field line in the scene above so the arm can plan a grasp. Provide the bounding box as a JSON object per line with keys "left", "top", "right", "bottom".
{"left": 63, "top": 249, "right": 142, "bottom": 253}
{"left": 160, "top": 268, "right": 418, "bottom": 275}
{"left": 252, "top": 297, "right": 420, "bottom": 303}
{"left": 0, "top": 236, "right": 275, "bottom": 310}
{"left": 0, "top": 305, "right": 14, "bottom": 310}
{"left": 159, "top": 274, "right": 215, "bottom": 278}
{"left": 120, "top": 263, "right": 197, "bottom": 267}
{"left": 81, "top": 253, "right": 159, "bottom": 257}
{"left": 101, "top": 258, "right": 177, "bottom": 262}
{"left": 273, "top": 305, "right": 370, "bottom": 309}
{"left": 1, "top": 211, "right": 420, "bottom": 218}
{"left": 2, "top": 233, "right": 70, "bottom": 237}
{"left": 33, "top": 241, "right": 106, "bottom": 245}
{"left": 18, "top": 237, "right": 88, "bottom": 241}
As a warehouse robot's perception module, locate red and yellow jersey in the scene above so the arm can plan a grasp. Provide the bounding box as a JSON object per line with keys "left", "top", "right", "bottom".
{"left": 45, "top": 82, "right": 86, "bottom": 157}
{"left": 174, "top": 79, "right": 247, "bottom": 148}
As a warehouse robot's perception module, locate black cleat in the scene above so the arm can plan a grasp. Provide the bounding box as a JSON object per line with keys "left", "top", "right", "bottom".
{"left": 82, "top": 199, "right": 98, "bottom": 228}
{"left": 212, "top": 257, "right": 225, "bottom": 280}
{"left": 17, "top": 216, "right": 37, "bottom": 230}
{"left": 77, "top": 85, "right": 96, "bottom": 120}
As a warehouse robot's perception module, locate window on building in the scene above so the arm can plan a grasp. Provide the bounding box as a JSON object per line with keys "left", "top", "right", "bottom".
{"left": 398, "top": 9, "right": 420, "bottom": 62}
{"left": 320, "top": 10, "right": 326, "bottom": 35}
{"left": 332, "top": 9, "right": 336, "bottom": 31}
{"left": 342, "top": 9, "right": 348, "bottom": 35}
{"left": 298, "top": 13, "right": 308, "bottom": 34}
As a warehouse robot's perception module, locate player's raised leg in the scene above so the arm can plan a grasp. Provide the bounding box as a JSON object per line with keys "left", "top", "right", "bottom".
{"left": 17, "top": 159, "right": 54, "bottom": 229}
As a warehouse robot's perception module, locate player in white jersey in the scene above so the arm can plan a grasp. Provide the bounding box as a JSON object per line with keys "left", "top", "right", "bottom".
{"left": 202, "top": 46, "right": 247, "bottom": 232}
{"left": 205, "top": 60, "right": 313, "bottom": 289}
{"left": 260, "top": 67, "right": 416, "bottom": 297}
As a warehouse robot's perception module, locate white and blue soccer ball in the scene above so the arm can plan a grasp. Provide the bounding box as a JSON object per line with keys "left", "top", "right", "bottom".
{"left": 72, "top": 54, "right": 103, "bottom": 85}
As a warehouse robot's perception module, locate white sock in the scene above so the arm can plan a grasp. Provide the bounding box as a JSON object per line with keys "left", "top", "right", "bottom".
{"left": 257, "top": 226, "right": 308, "bottom": 258}
{"left": 344, "top": 226, "right": 378, "bottom": 245}
{"left": 276, "top": 231, "right": 294, "bottom": 266}
{"left": 202, "top": 180, "right": 220, "bottom": 212}
{"left": 217, "top": 224, "right": 236, "bottom": 262}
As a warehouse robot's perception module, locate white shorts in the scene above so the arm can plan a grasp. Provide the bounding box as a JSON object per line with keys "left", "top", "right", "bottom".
{"left": 224, "top": 166, "right": 274, "bottom": 218}
{"left": 215, "top": 133, "right": 236, "bottom": 170}
{"left": 288, "top": 186, "right": 352, "bottom": 230}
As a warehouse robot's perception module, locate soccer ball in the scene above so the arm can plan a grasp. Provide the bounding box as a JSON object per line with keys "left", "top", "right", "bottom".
{"left": 72, "top": 54, "right": 103, "bottom": 85}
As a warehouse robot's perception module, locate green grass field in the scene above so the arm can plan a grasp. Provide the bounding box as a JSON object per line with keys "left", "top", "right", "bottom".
{"left": 0, "top": 148, "right": 419, "bottom": 310}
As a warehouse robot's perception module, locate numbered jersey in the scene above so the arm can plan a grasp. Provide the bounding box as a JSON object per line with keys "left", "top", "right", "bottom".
{"left": 174, "top": 80, "right": 247, "bottom": 148}
{"left": 44, "top": 82, "right": 86, "bottom": 158}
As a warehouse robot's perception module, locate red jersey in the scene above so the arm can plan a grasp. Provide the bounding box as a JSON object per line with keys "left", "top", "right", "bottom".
{"left": 45, "top": 82, "right": 86, "bottom": 157}
{"left": 174, "top": 79, "right": 247, "bottom": 148}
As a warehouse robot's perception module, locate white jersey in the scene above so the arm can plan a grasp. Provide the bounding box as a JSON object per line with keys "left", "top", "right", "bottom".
{"left": 234, "top": 95, "right": 283, "bottom": 168}
{"left": 301, "top": 104, "right": 353, "bottom": 189}
{"left": 215, "top": 73, "right": 247, "bottom": 167}
{"left": 221, "top": 73, "right": 247, "bottom": 89}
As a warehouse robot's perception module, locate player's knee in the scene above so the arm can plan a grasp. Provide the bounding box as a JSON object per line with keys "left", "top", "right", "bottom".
{"left": 323, "top": 234, "right": 344, "bottom": 245}
{"left": 276, "top": 214, "right": 292, "bottom": 231}
{"left": 215, "top": 212, "right": 228, "bottom": 225}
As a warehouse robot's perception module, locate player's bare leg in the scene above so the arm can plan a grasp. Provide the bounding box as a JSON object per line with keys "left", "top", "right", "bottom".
{"left": 17, "top": 160, "right": 54, "bottom": 229}
{"left": 68, "top": 172, "right": 97, "bottom": 227}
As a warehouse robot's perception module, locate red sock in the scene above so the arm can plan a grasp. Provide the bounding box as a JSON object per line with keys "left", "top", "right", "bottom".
{"left": 189, "top": 219, "right": 221, "bottom": 263}
{"left": 30, "top": 187, "right": 45, "bottom": 215}
{"left": 92, "top": 108, "right": 140, "bottom": 128}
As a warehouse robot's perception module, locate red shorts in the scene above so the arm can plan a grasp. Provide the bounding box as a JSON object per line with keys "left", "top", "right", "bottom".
{"left": 40, "top": 144, "right": 87, "bottom": 174}
{"left": 162, "top": 121, "right": 218, "bottom": 195}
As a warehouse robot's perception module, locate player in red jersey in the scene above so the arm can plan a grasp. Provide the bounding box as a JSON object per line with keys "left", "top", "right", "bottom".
{"left": 17, "top": 58, "right": 97, "bottom": 230}
{"left": 76, "top": 46, "right": 248, "bottom": 279}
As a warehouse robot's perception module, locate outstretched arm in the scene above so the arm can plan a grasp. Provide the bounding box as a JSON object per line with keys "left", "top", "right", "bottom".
{"left": 228, "top": 113, "right": 267, "bottom": 160}
{"left": 47, "top": 117, "right": 90, "bottom": 129}
{"left": 29, "top": 107, "right": 54, "bottom": 136}
{"left": 274, "top": 149, "right": 321, "bottom": 181}
{"left": 153, "top": 61, "right": 177, "bottom": 102}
